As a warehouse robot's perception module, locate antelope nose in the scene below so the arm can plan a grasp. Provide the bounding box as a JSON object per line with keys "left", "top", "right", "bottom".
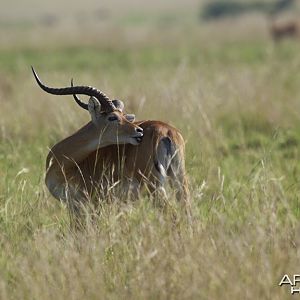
{"left": 136, "top": 127, "right": 143, "bottom": 135}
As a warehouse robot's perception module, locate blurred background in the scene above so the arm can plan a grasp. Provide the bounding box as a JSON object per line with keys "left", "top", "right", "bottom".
{"left": 1, "top": 2, "right": 300, "bottom": 299}
{"left": 1, "top": 0, "right": 300, "bottom": 123}
{"left": 1, "top": 0, "right": 299, "bottom": 49}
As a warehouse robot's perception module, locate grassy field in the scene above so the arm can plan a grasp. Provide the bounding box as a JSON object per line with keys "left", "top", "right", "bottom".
{"left": 1, "top": 1, "right": 300, "bottom": 299}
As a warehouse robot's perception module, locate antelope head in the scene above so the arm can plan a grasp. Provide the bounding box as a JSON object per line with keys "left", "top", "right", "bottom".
{"left": 31, "top": 67, "right": 143, "bottom": 145}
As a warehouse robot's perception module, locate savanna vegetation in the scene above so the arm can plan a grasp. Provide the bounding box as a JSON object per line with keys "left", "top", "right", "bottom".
{"left": 0, "top": 0, "right": 300, "bottom": 299}
{"left": 201, "top": 0, "right": 295, "bottom": 20}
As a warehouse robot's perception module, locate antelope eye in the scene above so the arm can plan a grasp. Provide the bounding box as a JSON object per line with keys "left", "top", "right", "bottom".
{"left": 108, "top": 115, "right": 118, "bottom": 122}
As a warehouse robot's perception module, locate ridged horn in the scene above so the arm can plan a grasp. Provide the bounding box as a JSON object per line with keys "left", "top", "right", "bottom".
{"left": 31, "top": 66, "right": 116, "bottom": 112}
{"left": 71, "top": 79, "right": 125, "bottom": 112}
{"left": 70, "top": 78, "right": 88, "bottom": 110}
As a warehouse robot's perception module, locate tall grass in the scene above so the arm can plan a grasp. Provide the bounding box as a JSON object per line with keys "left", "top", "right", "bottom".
{"left": 1, "top": 7, "right": 300, "bottom": 298}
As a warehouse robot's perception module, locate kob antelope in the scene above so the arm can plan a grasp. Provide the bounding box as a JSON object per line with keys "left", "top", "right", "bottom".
{"left": 269, "top": 17, "right": 299, "bottom": 41}
{"left": 32, "top": 67, "right": 190, "bottom": 219}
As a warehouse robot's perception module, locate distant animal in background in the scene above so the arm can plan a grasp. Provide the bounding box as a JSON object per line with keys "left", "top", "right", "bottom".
{"left": 269, "top": 16, "right": 299, "bottom": 41}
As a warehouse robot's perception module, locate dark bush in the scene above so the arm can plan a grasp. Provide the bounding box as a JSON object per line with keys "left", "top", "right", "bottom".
{"left": 201, "top": 0, "right": 295, "bottom": 20}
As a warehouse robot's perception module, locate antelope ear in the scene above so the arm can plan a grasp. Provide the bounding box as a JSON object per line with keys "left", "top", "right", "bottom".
{"left": 112, "top": 99, "right": 124, "bottom": 112}
{"left": 125, "top": 114, "right": 135, "bottom": 122}
{"left": 88, "top": 97, "right": 101, "bottom": 123}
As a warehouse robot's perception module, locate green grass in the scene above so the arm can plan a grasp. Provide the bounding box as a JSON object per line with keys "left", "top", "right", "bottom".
{"left": 1, "top": 15, "right": 300, "bottom": 299}
{"left": 2, "top": 39, "right": 300, "bottom": 73}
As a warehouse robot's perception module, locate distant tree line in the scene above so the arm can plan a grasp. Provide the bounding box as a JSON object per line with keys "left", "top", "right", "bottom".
{"left": 201, "top": 0, "right": 295, "bottom": 20}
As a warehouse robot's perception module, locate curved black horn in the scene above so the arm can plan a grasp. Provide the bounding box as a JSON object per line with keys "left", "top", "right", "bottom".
{"left": 70, "top": 78, "right": 88, "bottom": 110}
{"left": 31, "top": 66, "right": 116, "bottom": 112}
